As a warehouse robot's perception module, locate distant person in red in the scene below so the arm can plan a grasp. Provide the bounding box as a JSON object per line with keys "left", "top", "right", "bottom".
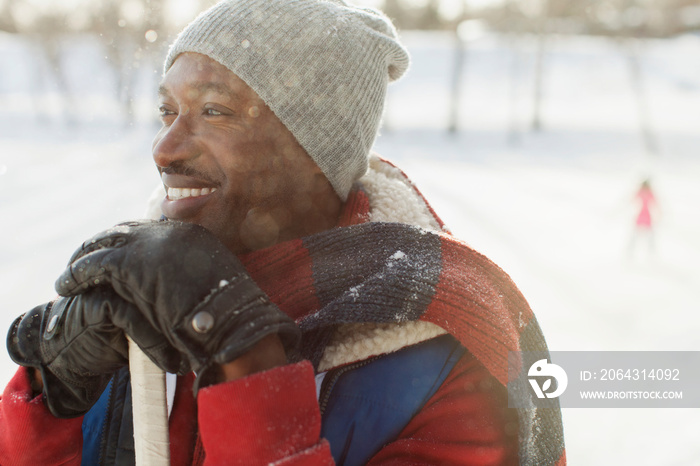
{"left": 629, "top": 178, "right": 658, "bottom": 259}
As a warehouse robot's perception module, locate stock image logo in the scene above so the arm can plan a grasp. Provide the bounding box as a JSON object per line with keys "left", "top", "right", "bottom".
{"left": 528, "top": 359, "right": 568, "bottom": 399}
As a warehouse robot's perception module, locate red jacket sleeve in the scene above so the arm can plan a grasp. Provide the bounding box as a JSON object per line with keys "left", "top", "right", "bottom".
{"left": 197, "top": 354, "right": 518, "bottom": 465}
{"left": 197, "top": 361, "right": 333, "bottom": 465}
{"left": 0, "top": 367, "right": 84, "bottom": 466}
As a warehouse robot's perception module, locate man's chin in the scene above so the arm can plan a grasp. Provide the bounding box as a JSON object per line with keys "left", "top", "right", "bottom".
{"left": 191, "top": 220, "right": 246, "bottom": 255}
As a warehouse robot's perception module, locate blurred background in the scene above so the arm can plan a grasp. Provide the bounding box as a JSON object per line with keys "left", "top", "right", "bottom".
{"left": 1, "top": 0, "right": 699, "bottom": 464}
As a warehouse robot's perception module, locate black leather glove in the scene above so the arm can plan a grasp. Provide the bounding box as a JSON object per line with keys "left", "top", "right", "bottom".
{"left": 55, "top": 220, "right": 300, "bottom": 392}
{"left": 6, "top": 288, "right": 178, "bottom": 418}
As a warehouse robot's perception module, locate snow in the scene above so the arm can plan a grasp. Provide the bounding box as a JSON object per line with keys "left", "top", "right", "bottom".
{"left": 2, "top": 29, "right": 700, "bottom": 464}
{"left": 390, "top": 251, "right": 406, "bottom": 260}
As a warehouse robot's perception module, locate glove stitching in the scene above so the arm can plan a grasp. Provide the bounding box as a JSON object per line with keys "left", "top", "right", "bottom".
{"left": 44, "top": 309, "right": 126, "bottom": 374}
{"left": 195, "top": 274, "right": 247, "bottom": 310}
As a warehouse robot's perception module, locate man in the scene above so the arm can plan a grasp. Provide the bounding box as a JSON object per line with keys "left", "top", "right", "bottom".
{"left": 1, "top": 0, "right": 565, "bottom": 464}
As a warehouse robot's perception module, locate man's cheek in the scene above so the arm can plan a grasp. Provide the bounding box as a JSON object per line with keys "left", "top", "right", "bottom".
{"left": 239, "top": 208, "right": 280, "bottom": 251}
{"left": 250, "top": 174, "right": 280, "bottom": 200}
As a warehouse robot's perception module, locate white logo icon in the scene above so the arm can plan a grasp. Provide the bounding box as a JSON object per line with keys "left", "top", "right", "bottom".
{"left": 528, "top": 359, "right": 568, "bottom": 399}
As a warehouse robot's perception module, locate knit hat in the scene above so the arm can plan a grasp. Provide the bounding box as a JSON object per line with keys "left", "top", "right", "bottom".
{"left": 164, "top": 0, "right": 410, "bottom": 200}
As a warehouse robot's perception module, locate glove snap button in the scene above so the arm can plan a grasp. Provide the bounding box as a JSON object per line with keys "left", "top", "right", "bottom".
{"left": 46, "top": 315, "right": 59, "bottom": 334}
{"left": 192, "top": 311, "right": 214, "bottom": 333}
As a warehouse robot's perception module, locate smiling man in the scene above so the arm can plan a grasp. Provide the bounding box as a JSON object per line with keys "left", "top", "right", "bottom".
{"left": 155, "top": 52, "right": 342, "bottom": 253}
{"left": 1, "top": 1, "right": 564, "bottom": 465}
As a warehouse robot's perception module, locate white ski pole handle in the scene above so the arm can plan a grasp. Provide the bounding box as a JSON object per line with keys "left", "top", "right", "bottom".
{"left": 128, "top": 336, "right": 170, "bottom": 465}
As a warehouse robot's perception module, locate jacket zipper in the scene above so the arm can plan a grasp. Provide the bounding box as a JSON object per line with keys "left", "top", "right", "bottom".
{"left": 318, "top": 355, "right": 381, "bottom": 417}
{"left": 97, "top": 380, "right": 116, "bottom": 466}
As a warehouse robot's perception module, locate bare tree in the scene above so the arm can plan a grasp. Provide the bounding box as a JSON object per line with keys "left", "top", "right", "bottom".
{"left": 0, "top": 0, "right": 19, "bottom": 33}
{"left": 93, "top": 0, "right": 170, "bottom": 125}
{"left": 447, "top": 31, "right": 466, "bottom": 134}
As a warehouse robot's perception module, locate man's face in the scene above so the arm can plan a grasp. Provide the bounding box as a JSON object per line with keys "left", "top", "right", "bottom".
{"left": 153, "top": 53, "right": 341, "bottom": 254}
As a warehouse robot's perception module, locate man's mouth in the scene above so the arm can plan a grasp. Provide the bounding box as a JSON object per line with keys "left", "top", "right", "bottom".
{"left": 160, "top": 172, "right": 220, "bottom": 219}
{"left": 161, "top": 172, "right": 220, "bottom": 200}
{"left": 167, "top": 186, "right": 218, "bottom": 200}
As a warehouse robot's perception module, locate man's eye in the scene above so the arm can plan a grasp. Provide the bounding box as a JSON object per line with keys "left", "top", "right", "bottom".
{"left": 204, "top": 108, "right": 223, "bottom": 116}
{"left": 158, "top": 106, "right": 175, "bottom": 117}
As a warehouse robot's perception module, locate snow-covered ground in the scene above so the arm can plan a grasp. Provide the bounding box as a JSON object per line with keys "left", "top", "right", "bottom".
{"left": 1, "top": 29, "right": 699, "bottom": 465}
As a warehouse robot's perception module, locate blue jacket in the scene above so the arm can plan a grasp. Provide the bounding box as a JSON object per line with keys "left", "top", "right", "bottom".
{"left": 82, "top": 335, "right": 464, "bottom": 465}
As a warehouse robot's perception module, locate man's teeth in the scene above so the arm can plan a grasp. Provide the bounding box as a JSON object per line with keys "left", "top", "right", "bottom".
{"left": 167, "top": 187, "right": 217, "bottom": 200}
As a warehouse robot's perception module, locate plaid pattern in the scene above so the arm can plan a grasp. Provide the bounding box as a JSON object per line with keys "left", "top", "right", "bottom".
{"left": 239, "top": 183, "right": 566, "bottom": 465}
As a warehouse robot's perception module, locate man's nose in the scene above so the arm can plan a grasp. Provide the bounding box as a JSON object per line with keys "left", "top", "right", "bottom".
{"left": 152, "top": 116, "right": 197, "bottom": 168}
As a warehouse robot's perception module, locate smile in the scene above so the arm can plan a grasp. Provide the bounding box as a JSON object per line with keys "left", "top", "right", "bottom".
{"left": 167, "top": 187, "right": 217, "bottom": 200}
{"left": 160, "top": 172, "right": 220, "bottom": 220}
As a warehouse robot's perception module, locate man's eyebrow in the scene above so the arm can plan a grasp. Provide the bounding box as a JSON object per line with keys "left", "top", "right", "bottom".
{"left": 157, "top": 82, "right": 241, "bottom": 102}
{"left": 194, "top": 81, "right": 239, "bottom": 99}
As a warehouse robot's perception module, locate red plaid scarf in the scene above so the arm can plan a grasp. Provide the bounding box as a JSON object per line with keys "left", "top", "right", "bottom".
{"left": 240, "top": 171, "right": 566, "bottom": 465}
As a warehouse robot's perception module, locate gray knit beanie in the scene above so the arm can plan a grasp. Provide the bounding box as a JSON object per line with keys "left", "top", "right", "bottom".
{"left": 164, "top": 0, "right": 409, "bottom": 200}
